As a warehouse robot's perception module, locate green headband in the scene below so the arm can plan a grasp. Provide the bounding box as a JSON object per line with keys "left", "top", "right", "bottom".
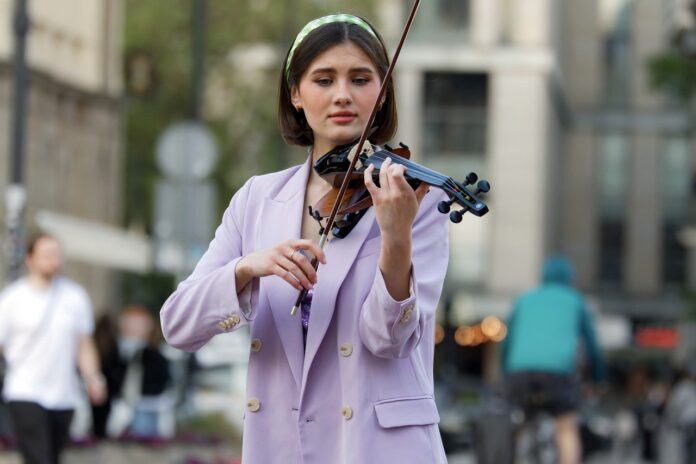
{"left": 285, "top": 14, "right": 378, "bottom": 83}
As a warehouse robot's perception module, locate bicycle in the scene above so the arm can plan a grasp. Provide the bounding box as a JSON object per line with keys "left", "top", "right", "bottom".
{"left": 510, "top": 406, "right": 557, "bottom": 464}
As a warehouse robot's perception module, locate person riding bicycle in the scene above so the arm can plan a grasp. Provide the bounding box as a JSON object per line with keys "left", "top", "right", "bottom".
{"left": 501, "top": 255, "right": 605, "bottom": 464}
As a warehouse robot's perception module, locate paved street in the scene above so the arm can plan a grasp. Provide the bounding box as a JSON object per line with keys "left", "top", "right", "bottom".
{"left": 0, "top": 442, "right": 241, "bottom": 464}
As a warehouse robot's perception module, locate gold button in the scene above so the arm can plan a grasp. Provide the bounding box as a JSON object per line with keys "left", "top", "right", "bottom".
{"left": 250, "top": 338, "right": 262, "bottom": 352}
{"left": 230, "top": 314, "right": 241, "bottom": 325}
{"left": 400, "top": 308, "right": 413, "bottom": 324}
{"left": 217, "top": 321, "right": 228, "bottom": 330}
{"left": 247, "top": 398, "right": 261, "bottom": 412}
{"left": 341, "top": 406, "right": 353, "bottom": 420}
{"left": 339, "top": 343, "right": 353, "bottom": 357}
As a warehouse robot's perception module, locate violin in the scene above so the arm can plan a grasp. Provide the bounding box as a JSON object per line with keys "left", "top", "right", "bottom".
{"left": 308, "top": 140, "right": 491, "bottom": 238}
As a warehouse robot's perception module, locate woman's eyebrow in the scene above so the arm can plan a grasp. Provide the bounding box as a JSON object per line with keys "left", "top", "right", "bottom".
{"left": 309, "top": 66, "right": 376, "bottom": 75}
{"left": 349, "top": 67, "right": 376, "bottom": 74}
{"left": 309, "top": 67, "right": 337, "bottom": 75}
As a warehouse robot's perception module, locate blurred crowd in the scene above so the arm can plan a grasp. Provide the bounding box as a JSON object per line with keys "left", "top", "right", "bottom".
{"left": 0, "top": 303, "right": 175, "bottom": 448}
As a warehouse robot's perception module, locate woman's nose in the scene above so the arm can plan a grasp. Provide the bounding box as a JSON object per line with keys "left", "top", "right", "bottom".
{"left": 333, "top": 80, "right": 352, "bottom": 105}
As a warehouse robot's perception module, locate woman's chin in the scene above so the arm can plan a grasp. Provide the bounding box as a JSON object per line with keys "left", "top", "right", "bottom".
{"left": 329, "top": 131, "right": 363, "bottom": 147}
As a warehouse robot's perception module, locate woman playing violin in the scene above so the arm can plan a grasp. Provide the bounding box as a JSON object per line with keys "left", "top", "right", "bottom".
{"left": 161, "top": 14, "right": 449, "bottom": 463}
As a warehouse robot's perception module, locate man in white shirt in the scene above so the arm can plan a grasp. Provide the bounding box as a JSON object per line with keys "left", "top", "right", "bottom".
{"left": 0, "top": 234, "right": 105, "bottom": 464}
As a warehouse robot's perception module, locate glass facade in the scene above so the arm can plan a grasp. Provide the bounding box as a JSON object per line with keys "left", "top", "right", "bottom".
{"left": 662, "top": 136, "right": 691, "bottom": 285}
{"left": 412, "top": 0, "right": 470, "bottom": 42}
{"left": 423, "top": 72, "right": 487, "bottom": 158}
{"left": 602, "top": 1, "right": 633, "bottom": 108}
{"left": 598, "top": 133, "right": 628, "bottom": 287}
{"left": 422, "top": 72, "right": 488, "bottom": 286}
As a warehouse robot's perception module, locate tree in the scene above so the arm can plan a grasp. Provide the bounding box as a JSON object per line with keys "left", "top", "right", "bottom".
{"left": 123, "top": 0, "right": 375, "bottom": 231}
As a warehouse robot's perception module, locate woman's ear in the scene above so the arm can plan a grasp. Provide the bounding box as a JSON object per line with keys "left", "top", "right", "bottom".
{"left": 291, "top": 87, "right": 302, "bottom": 111}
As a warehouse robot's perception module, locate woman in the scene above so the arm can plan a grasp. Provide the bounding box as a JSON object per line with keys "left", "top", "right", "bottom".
{"left": 161, "top": 14, "right": 449, "bottom": 463}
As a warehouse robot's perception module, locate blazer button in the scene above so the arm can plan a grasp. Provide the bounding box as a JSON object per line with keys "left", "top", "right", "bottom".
{"left": 217, "top": 321, "right": 228, "bottom": 330}
{"left": 400, "top": 308, "right": 413, "bottom": 324}
{"left": 341, "top": 406, "right": 353, "bottom": 420}
{"left": 230, "top": 314, "right": 241, "bottom": 325}
{"left": 247, "top": 398, "right": 261, "bottom": 412}
{"left": 250, "top": 338, "right": 262, "bottom": 352}
{"left": 339, "top": 343, "right": 353, "bottom": 357}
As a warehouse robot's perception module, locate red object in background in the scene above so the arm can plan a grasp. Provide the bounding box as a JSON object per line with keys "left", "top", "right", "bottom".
{"left": 634, "top": 327, "right": 680, "bottom": 348}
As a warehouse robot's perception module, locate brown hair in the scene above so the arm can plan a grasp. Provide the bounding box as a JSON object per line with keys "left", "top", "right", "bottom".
{"left": 26, "top": 233, "right": 57, "bottom": 256}
{"left": 278, "top": 19, "right": 398, "bottom": 147}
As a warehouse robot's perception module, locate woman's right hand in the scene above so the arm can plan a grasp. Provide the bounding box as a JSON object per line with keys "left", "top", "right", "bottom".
{"left": 235, "top": 239, "right": 327, "bottom": 292}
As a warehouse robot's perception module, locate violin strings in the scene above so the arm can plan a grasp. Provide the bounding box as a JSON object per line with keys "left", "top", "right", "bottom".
{"left": 368, "top": 151, "right": 447, "bottom": 187}
{"left": 367, "top": 150, "right": 476, "bottom": 207}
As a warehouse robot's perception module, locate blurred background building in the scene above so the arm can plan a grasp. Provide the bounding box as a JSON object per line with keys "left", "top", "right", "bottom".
{"left": 375, "top": 0, "right": 696, "bottom": 382}
{"left": 0, "top": 0, "right": 125, "bottom": 309}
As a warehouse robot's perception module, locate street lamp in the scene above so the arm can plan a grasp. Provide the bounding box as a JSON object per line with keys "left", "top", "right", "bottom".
{"left": 4, "top": 0, "right": 30, "bottom": 282}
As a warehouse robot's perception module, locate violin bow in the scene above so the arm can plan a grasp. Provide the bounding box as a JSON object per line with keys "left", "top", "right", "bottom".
{"left": 291, "top": 0, "right": 422, "bottom": 315}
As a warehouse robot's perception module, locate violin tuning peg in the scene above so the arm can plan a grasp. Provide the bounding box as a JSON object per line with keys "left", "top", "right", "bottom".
{"left": 475, "top": 180, "right": 491, "bottom": 194}
{"left": 398, "top": 142, "right": 409, "bottom": 150}
{"left": 465, "top": 172, "right": 478, "bottom": 186}
{"left": 438, "top": 199, "right": 455, "bottom": 214}
{"left": 384, "top": 143, "right": 394, "bottom": 151}
{"left": 449, "top": 207, "right": 470, "bottom": 224}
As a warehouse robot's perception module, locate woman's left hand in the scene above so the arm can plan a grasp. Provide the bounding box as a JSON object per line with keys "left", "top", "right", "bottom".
{"left": 363, "top": 157, "right": 429, "bottom": 239}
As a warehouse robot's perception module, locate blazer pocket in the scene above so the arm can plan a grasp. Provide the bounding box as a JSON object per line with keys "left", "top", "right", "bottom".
{"left": 373, "top": 395, "right": 440, "bottom": 428}
{"left": 356, "top": 236, "right": 381, "bottom": 260}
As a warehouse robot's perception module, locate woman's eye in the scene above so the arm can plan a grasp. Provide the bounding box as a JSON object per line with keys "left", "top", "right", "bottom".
{"left": 353, "top": 77, "right": 370, "bottom": 85}
{"left": 315, "top": 78, "right": 332, "bottom": 86}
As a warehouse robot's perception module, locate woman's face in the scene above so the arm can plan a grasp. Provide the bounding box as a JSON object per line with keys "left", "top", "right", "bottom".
{"left": 291, "top": 41, "right": 382, "bottom": 156}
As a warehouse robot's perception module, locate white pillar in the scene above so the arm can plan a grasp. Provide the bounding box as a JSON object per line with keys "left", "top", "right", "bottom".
{"left": 470, "top": 0, "right": 502, "bottom": 47}
{"left": 487, "top": 70, "right": 552, "bottom": 293}
{"left": 394, "top": 68, "right": 423, "bottom": 162}
{"left": 508, "top": 0, "right": 551, "bottom": 47}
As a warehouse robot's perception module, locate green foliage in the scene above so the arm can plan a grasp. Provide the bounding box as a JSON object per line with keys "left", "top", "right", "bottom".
{"left": 119, "top": 270, "right": 176, "bottom": 314}
{"left": 647, "top": 51, "right": 696, "bottom": 102}
{"left": 123, "top": 0, "right": 376, "bottom": 230}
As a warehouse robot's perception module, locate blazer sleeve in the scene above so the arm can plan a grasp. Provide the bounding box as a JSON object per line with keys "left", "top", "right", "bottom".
{"left": 160, "top": 177, "right": 258, "bottom": 352}
{"left": 358, "top": 192, "right": 449, "bottom": 358}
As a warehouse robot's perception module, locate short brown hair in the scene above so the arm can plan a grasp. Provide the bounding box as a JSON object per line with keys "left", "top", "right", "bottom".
{"left": 26, "top": 233, "right": 57, "bottom": 256}
{"left": 278, "top": 19, "right": 398, "bottom": 147}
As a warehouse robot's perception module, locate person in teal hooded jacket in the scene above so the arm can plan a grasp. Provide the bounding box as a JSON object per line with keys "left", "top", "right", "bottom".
{"left": 502, "top": 255, "right": 605, "bottom": 464}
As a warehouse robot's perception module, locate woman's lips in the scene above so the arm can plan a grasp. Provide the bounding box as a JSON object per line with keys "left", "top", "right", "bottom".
{"left": 329, "top": 112, "right": 357, "bottom": 124}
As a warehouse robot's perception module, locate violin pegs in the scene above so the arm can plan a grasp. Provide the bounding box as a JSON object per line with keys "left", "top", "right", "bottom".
{"left": 450, "top": 207, "right": 470, "bottom": 224}
{"left": 465, "top": 172, "right": 478, "bottom": 186}
{"left": 449, "top": 210, "right": 464, "bottom": 223}
{"left": 438, "top": 199, "right": 455, "bottom": 214}
{"left": 475, "top": 180, "right": 491, "bottom": 195}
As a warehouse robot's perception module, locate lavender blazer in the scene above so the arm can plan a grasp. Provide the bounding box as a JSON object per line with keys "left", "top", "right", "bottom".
{"left": 161, "top": 157, "right": 450, "bottom": 463}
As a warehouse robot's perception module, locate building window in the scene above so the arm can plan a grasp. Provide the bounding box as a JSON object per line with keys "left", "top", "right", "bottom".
{"left": 601, "top": 0, "right": 633, "bottom": 108}
{"left": 599, "top": 133, "right": 629, "bottom": 287}
{"left": 437, "top": 0, "right": 469, "bottom": 31}
{"left": 662, "top": 136, "right": 691, "bottom": 285}
{"left": 423, "top": 73, "right": 488, "bottom": 287}
{"left": 412, "top": 0, "right": 470, "bottom": 41}
{"left": 423, "top": 73, "right": 487, "bottom": 157}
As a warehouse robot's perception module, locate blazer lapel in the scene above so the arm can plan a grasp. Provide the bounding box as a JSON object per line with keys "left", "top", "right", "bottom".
{"left": 258, "top": 158, "right": 310, "bottom": 389}
{"left": 301, "top": 207, "right": 376, "bottom": 392}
